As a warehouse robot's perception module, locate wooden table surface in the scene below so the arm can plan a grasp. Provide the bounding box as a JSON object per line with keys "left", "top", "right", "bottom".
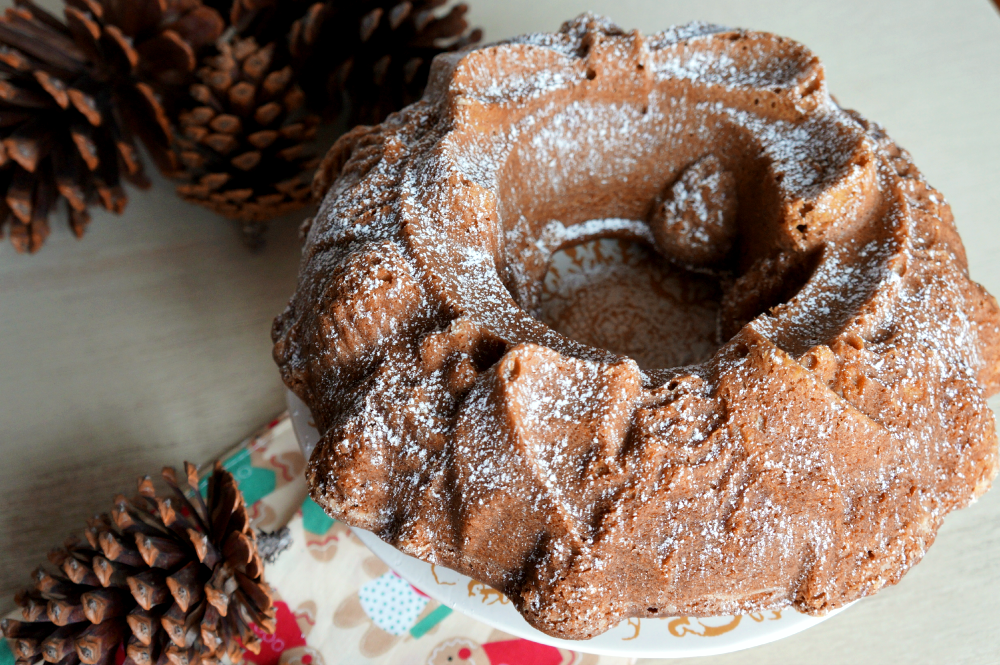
{"left": 2, "top": 0, "right": 999, "bottom": 662}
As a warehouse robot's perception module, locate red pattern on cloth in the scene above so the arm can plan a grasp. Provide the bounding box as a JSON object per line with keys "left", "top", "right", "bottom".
{"left": 481, "top": 639, "right": 566, "bottom": 665}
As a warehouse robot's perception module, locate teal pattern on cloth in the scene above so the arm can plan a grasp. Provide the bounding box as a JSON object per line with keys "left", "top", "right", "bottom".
{"left": 409, "top": 605, "right": 453, "bottom": 639}
{"left": 301, "top": 497, "right": 335, "bottom": 535}
{"left": 0, "top": 638, "right": 15, "bottom": 665}
{"left": 199, "top": 447, "right": 276, "bottom": 507}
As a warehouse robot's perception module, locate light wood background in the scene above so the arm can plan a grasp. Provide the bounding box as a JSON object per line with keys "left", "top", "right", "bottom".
{"left": 2, "top": 1, "right": 998, "bottom": 662}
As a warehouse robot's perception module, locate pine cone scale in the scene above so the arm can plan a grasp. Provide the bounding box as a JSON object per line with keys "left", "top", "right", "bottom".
{"left": 69, "top": 0, "right": 105, "bottom": 22}
{"left": 68, "top": 128, "right": 98, "bottom": 171}
{"left": 136, "top": 31, "right": 197, "bottom": 82}
{"left": 0, "top": 48, "right": 32, "bottom": 72}
{"left": 0, "top": 80, "right": 50, "bottom": 107}
{"left": 47, "top": 599, "right": 85, "bottom": 627}
{"left": 66, "top": 89, "right": 101, "bottom": 126}
{"left": 81, "top": 588, "right": 129, "bottom": 623}
{"left": 388, "top": 3, "right": 412, "bottom": 30}
{"left": 358, "top": 8, "right": 382, "bottom": 42}
{"left": 4, "top": 133, "right": 46, "bottom": 173}
{"left": 62, "top": 558, "right": 99, "bottom": 587}
{"left": 75, "top": 619, "right": 126, "bottom": 664}
{"left": 52, "top": 146, "right": 90, "bottom": 206}
{"left": 42, "top": 626, "right": 76, "bottom": 662}
{"left": 105, "top": 24, "right": 142, "bottom": 70}
{"left": 0, "top": 12, "right": 85, "bottom": 72}
{"left": 130, "top": 571, "right": 168, "bottom": 610}
{"left": 6, "top": 169, "right": 33, "bottom": 221}
{"left": 135, "top": 534, "right": 187, "bottom": 569}
{"left": 32, "top": 71, "right": 70, "bottom": 108}
{"left": 165, "top": 7, "right": 225, "bottom": 50}
{"left": 125, "top": 608, "right": 155, "bottom": 645}
{"left": 63, "top": 8, "right": 103, "bottom": 59}
{"left": 253, "top": 101, "right": 280, "bottom": 124}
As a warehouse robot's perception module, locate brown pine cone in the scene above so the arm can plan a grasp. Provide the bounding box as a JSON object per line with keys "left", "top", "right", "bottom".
{"left": 0, "top": 0, "right": 224, "bottom": 253}
{"left": 1, "top": 462, "right": 275, "bottom": 665}
{"left": 229, "top": 0, "right": 482, "bottom": 125}
{"left": 173, "top": 35, "right": 320, "bottom": 248}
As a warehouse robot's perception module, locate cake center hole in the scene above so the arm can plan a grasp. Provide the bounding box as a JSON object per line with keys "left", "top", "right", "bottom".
{"left": 536, "top": 238, "right": 723, "bottom": 370}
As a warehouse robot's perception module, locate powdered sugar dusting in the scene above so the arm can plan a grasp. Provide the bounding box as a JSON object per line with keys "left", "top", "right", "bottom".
{"left": 275, "top": 13, "right": 1000, "bottom": 641}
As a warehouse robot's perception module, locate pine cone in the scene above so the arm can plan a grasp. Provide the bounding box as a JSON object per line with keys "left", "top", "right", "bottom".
{"left": 1, "top": 462, "right": 275, "bottom": 665}
{"left": 0, "top": 0, "right": 224, "bottom": 253}
{"left": 173, "top": 35, "right": 320, "bottom": 248}
{"left": 230, "top": 0, "right": 482, "bottom": 125}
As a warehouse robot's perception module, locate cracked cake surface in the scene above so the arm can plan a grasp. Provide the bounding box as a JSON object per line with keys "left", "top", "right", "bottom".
{"left": 273, "top": 14, "right": 1000, "bottom": 639}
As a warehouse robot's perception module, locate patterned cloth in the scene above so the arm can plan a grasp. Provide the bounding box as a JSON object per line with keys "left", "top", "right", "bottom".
{"left": 0, "top": 415, "right": 634, "bottom": 665}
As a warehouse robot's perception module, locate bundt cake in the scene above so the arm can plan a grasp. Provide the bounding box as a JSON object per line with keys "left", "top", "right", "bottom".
{"left": 273, "top": 14, "right": 1000, "bottom": 639}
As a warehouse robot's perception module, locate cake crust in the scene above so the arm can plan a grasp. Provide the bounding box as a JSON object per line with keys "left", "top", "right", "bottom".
{"left": 273, "top": 15, "right": 1000, "bottom": 639}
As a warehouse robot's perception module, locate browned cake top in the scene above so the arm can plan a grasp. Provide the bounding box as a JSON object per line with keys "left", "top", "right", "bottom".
{"left": 273, "top": 14, "right": 1000, "bottom": 640}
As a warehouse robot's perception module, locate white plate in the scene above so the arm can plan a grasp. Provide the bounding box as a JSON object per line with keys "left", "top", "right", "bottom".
{"left": 285, "top": 389, "right": 851, "bottom": 657}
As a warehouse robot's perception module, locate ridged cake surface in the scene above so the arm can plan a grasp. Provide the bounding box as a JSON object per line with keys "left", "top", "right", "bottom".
{"left": 273, "top": 14, "right": 1000, "bottom": 639}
